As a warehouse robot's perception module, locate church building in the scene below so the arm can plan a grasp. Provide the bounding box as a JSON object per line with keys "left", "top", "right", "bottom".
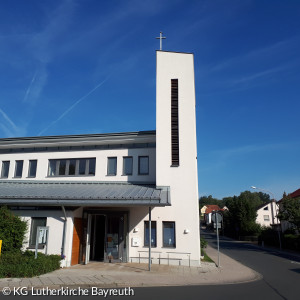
{"left": 0, "top": 50, "right": 200, "bottom": 267}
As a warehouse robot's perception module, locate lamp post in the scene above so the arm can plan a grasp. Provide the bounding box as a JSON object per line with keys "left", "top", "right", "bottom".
{"left": 212, "top": 210, "right": 221, "bottom": 267}
{"left": 251, "top": 186, "right": 282, "bottom": 250}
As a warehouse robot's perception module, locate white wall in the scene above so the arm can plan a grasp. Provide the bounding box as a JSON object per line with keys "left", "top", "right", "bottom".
{"left": 0, "top": 147, "right": 156, "bottom": 183}
{"left": 14, "top": 207, "right": 85, "bottom": 267}
{"left": 154, "top": 51, "right": 200, "bottom": 265}
{"left": 256, "top": 202, "right": 280, "bottom": 227}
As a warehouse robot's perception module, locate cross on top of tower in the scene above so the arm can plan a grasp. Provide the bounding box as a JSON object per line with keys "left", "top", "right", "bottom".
{"left": 156, "top": 31, "right": 166, "bottom": 50}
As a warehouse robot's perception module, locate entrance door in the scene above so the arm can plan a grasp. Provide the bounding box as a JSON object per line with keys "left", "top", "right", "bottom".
{"left": 90, "top": 215, "right": 105, "bottom": 261}
{"left": 86, "top": 213, "right": 127, "bottom": 263}
{"left": 71, "top": 218, "right": 83, "bottom": 266}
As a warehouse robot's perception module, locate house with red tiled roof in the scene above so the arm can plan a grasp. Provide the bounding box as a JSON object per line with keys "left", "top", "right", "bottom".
{"left": 289, "top": 188, "right": 300, "bottom": 198}
{"left": 204, "top": 205, "right": 224, "bottom": 225}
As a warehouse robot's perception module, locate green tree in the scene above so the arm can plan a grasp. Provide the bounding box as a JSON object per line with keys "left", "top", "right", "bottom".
{"left": 199, "top": 195, "right": 224, "bottom": 208}
{"left": 0, "top": 206, "right": 27, "bottom": 253}
{"left": 257, "top": 192, "right": 271, "bottom": 203}
{"left": 223, "top": 191, "right": 262, "bottom": 237}
{"left": 277, "top": 196, "right": 300, "bottom": 231}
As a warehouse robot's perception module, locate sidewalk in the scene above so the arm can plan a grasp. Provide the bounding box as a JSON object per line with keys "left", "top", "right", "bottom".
{"left": 0, "top": 245, "right": 261, "bottom": 289}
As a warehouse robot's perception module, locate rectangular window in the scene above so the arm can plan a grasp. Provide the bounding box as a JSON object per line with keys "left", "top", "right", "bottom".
{"left": 29, "top": 217, "right": 47, "bottom": 246}
{"left": 1, "top": 161, "right": 10, "bottom": 178}
{"left": 48, "top": 158, "right": 96, "bottom": 177}
{"left": 171, "top": 79, "right": 179, "bottom": 166}
{"left": 107, "top": 157, "right": 117, "bottom": 176}
{"left": 163, "top": 221, "right": 176, "bottom": 248}
{"left": 28, "top": 160, "right": 37, "bottom": 178}
{"left": 123, "top": 156, "right": 133, "bottom": 175}
{"left": 88, "top": 158, "right": 96, "bottom": 175}
{"left": 79, "top": 159, "right": 87, "bottom": 175}
{"left": 14, "top": 160, "right": 23, "bottom": 178}
{"left": 68, "top": 159, "right": 76, "bottom": 176}
{"left": 138, "top": 156, "right": 149, "bottom": 175}
{"left": 58, "top": 159, "right": 67, "bottom": 176}
{"left": 144, "top": 221, "right": 157, "bottom": 247}
{"left": 263, "top": 215, "right": 270, "bottom": 221}
{"left": 48, "top": 160, "right": 57, "bottom": 176}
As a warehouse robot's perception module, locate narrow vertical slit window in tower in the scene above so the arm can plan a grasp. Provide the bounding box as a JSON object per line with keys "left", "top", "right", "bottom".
{"left": 171, "top": 79, "right": 179, "bottom": 166}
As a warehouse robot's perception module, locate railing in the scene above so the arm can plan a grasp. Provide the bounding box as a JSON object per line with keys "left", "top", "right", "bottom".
{"left": 130, "top": 251, "right": 191, "bottom": 267}
{"left": 167, "top": 252, "right": 191, "bottom": 267}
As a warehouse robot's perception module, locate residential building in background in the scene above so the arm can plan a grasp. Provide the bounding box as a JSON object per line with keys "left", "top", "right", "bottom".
{"left": 256, "top": 201, "right": 280, "bottom": 227}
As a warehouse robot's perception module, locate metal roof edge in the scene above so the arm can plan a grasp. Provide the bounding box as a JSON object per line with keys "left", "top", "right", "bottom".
{"left": 0, "top": 130, "right": 156, "bottom": 148}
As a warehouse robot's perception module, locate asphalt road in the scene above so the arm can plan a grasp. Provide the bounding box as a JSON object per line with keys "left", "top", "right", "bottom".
{"left": 201, "top": 230, "right": 300, "bottom": 300}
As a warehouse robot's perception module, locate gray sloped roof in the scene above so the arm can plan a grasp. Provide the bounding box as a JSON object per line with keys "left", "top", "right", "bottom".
{"left": 0, "top": 180, "right": 170, "bottom": 207}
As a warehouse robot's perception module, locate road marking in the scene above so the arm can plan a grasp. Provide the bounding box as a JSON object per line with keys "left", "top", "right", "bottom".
{"left": 291, "top": 261, "right": 300, "bottom": 265}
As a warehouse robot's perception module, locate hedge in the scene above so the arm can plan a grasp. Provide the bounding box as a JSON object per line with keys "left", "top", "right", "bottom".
{"left": 0, "top": 251, "right": 61, "bottom": 278}
{"left": 0, "top": 206, "right": 27, "bottom": 253}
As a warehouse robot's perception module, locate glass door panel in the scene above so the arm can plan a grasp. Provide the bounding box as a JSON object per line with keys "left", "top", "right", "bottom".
{"left": 106, "top": 215, "right": 120, "bottom": 261}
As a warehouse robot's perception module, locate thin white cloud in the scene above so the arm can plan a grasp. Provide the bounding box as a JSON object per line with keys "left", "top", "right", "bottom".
{"left": 0, "top": 108, "right": 18, "bottom": 131}
{"left": 0, "top": 108, "right": 26, "bottom": 137}
{"left": 231, "top": 63, "right": 295, "bottom": 86}
{"left": 38, "top": 77, "right": 109, "bottom": 136}
{"left": 211, "top": 36, "right": 300, "bottom": 72}
{"left": 19, "top": 1, "right": 75, "bottom": 105}
{"left": 23, "top": 71, "right": 37, "bottom": 103}
{"left": 198, "top": 142, "right": 297, "bottom": 173}
{"left": 212, "top": 143, "right": 294, "bottom": 159}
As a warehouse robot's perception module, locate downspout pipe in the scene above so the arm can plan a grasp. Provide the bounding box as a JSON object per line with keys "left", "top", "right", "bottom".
{"left": 61, "top": 206, "right": 67, "bottom": 261}
{"left": 149, "top": 207, "right": 152, "bottom": 271}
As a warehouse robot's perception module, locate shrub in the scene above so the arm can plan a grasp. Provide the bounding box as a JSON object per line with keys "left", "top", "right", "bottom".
{"left": 283, "top": 234, "right": 300, "bottom": 251}
{"left": 0, "top": 206, "right": 27, "bottom": 253}
{"left": 258, "top": 227, "right": 280, "bottom": 247}
{"left": 201, "top": 236, "right": 207, "bottom": 249}
{"left": 0, "top": 251, "right": 61, "bottom": 278}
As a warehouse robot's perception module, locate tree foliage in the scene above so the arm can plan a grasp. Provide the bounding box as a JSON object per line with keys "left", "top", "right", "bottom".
{"left": 277, "top": 196, "right": 300, "bottom": 231}
{"left": 0, "top": 206, "right": 27, "bottom": 253}
{"left": 200, "top": 191, "right": 270, "bottom": 237}
{"left": 199, "top": 195, "right": 224, "bottom": 208}
{"left": 223, "top": 191, "right": 265, "bottom": 237}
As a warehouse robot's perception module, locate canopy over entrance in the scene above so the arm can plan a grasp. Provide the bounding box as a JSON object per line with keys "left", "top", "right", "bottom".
{"left": 0, "top": 180, "right": 170, "bottom": 207}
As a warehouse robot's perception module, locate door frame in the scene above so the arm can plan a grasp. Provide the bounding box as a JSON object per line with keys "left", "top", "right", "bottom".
{"left": 84, "top": 211, "right": 128, "bottom": 264}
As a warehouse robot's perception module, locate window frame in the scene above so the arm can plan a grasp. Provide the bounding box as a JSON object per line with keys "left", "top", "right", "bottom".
{"left": 1, "top": 161, "right": 10, "bottom": 178}
{"left": 28, "top": 160, "right": 37, "bottom": 178}
{"left": 123, "top": 156, "right": 133, "bottom": 176}
{"left": 48, "top": 158, "right": 96, "bottom": 177}
{"left": 144, "top": 221, "right": 157, "bottom": 247}
{"left": 162, "top": 221, "right": 176, "bottom": 248}
{"left": 138, "top": 156, "right": 149, "bottom": 175}
{"left": 14, "top": 160, "right": 24, "bottom": 178}
{"left": 263, "top": 215, "right": 270, "bottom": 221}
{"left": 107, "top": 157, "right": 117, "bottom": 176}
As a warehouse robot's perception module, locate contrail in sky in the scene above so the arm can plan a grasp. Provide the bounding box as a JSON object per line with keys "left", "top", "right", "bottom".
{"left": 38, "top": 77, "right": 109, "bottom": 136}
{"left": 23, "top": 71, "right": 37, "bottom": 102}
{"left": 0, "top": 108, "right": 18, "bottom": 131}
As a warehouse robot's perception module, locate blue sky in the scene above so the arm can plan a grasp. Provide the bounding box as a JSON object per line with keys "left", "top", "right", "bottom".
{"left": 0, "top": 0, "right": 300, "bottom": 200}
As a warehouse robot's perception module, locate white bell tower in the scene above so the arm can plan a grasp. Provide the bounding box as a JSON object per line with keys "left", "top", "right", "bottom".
{"left": 156, "top": 50, "right": 200, "bottom": 265}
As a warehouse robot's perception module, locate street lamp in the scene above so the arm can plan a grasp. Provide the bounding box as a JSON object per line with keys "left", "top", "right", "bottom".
{"left": 251, "top": 186, "right": 275, "bottom": 202}
{"left": 251, "top": 186, "right": 282, "bottom": 250}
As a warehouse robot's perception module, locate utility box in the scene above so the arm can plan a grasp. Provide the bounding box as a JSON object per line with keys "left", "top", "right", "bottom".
{"left": 131, "top": 237, "right": 140, "bottom": 247}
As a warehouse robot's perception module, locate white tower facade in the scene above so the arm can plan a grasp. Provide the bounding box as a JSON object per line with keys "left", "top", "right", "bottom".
{"left": 155, "top": 51, "right": 200, "bottom": 265}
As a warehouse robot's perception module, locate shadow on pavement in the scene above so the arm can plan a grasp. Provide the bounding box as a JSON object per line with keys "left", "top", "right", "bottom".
{"left": 202, "top": 229, "right": 300, "bottom": 263}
